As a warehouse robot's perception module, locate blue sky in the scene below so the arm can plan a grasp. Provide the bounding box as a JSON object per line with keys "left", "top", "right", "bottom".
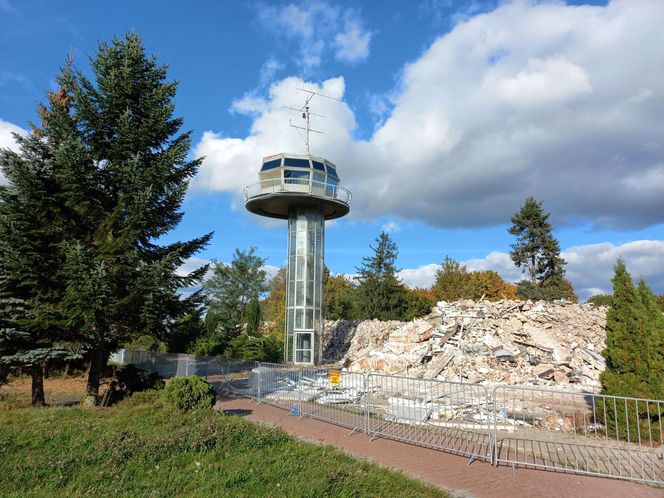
{"left": 1, "top": 0, "right": 663, "bottom": 299}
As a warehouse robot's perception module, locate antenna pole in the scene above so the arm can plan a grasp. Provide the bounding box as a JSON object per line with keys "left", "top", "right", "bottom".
{"left": 304, "top": 104, "right": 310, "bottom": 155}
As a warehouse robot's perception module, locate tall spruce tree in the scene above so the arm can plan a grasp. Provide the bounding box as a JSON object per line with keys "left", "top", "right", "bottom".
{"left": 355, "top": 232, "right": 405, "bottom": 320}
{"left": 58, "top": 34, "right": 211, "bottom": 405}
{"left": 0, "top": 92, "right": 80, "bottom": 404}
{"left": 508, "top": 197, "right": 570, "bottom": 300}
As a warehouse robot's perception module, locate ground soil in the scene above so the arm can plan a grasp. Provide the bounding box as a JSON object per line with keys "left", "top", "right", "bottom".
{"left": 0, "top": 375, "right": 110, "bottom": 406}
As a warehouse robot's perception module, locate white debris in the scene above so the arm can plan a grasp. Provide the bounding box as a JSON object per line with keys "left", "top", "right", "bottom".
{"left": 324, "top": 299, "right": 608, "bottom": 392}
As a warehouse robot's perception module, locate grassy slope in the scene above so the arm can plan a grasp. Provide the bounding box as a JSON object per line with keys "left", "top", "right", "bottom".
{"left": 0, "top": 393, "right": 447, "bottom": 498}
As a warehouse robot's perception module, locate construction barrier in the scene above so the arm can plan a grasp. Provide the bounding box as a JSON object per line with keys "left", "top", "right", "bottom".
{"left": 111, "top": 349, "right": 664, "bottom": 486}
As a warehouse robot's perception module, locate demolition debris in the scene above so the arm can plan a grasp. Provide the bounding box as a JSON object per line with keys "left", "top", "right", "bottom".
{"left": 323, "top": 299, "right": 608, "bottom": 391}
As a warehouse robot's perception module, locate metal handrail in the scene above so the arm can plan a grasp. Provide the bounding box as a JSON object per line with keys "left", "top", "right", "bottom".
{"left": 243, "top": 178, "right": 352, "bottom": 205}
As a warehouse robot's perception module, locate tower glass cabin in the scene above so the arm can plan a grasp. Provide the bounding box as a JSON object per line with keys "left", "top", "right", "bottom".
{"left": 244, "top": 153, "right": 351, "bottom": 364}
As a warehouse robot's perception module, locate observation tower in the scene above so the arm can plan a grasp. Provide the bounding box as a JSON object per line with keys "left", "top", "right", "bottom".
{"left": 243, "top": 90, "right": 351, "bottom": 365}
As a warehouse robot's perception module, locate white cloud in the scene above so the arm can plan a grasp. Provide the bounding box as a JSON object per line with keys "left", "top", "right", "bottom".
{"left": 381, "top": 220, "right": 401, "bottom": 233}
{"left": 256, "top": 2, "right": 372, "bottom": 70}
{"left": 192, "top": 76, "right": 352, "bottom": 194}
{"left": 562, "top": 240, "right": 664, "bottom": 298}
{"left": 398, "top": 263, "right": 440, "bottom": 289}
{"left": 197, "top": 0, "right": 664, "bottom": 231}
{"left": 0, "top": 118, "right": 27, "bottom": 185}
{"left": 398, "top": 240, "right": 664, "bottom": 301}
{"left": 178, "top": 257, "right": 282, "bottom": 288}
{"left": 334, "top": 12, "right": 372, "bottom": 63}
{"left": 0, "top": 118, "right": 25, "bottom": 151}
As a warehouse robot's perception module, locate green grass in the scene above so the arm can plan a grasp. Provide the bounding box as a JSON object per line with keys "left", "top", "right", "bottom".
{"left": 0, "top": 392, "right": 448, "bottom": 497}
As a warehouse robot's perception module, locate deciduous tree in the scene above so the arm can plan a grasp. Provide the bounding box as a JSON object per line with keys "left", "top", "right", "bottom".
{"left": 204, "top": 247, "right": 268, "bottom": 336}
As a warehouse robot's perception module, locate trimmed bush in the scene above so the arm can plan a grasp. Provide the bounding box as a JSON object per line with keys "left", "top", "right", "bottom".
{"left": 162, "top": 376, "right": 216, "bottom": 411}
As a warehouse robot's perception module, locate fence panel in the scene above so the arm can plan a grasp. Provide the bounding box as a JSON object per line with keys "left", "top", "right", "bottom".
{"left": 297, "top": 367, "right": 368, "bottom": 433}
{"left": 366, "top": 373, "right": 492, "bottom": 463}
{"left": 253, "top": 362, "right": 302, "bottom": 414}
{"left": 492, "top": 386, "right": 664, "bottom": 484}
{"left": 222, "top": 358, "right": 260, "bottom": 398}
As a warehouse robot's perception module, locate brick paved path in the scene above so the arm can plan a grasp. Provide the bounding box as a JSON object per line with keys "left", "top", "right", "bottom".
{"left": 216, "top": 395, "right": 663, "bottom": 498}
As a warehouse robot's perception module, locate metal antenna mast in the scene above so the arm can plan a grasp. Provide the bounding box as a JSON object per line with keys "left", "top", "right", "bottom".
{"left": 286, "top": 88, "right": 342, "bottom": 155}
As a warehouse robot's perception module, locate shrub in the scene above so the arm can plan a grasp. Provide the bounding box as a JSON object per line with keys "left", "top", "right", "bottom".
{"left": 116, "top": 389, "right": 161, "bottom": 408}
{"left": 161, "top": 376, "right": 216, "bottom": 411}
{"left": 101, "top": 364, "right": 164, "bottom": 406}
{"left": 224, "top": 334, "right": 283, "bottom": 363}
{"left": 586, "top": 293, "right": 612, "bottom": 307}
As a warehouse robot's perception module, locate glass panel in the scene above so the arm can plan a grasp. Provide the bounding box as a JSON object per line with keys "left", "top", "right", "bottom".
{"left": 312, "top": 172, "right": 325, "bottom": 184}
{"left": 284, "top": 157, "right": 311, "bottom": 168}
{"left": 296, "top": 332, "right": 312, "bottom": 351}
{"left": 261, "top": 158, "right": 282, "bottom": 171}
{"left": 306, "top": 280, "right": 313, "bottom": 305}
{"left": 296, "top": 281, "right": 304, "bottom": 306}
{"left": 312, "top": 160, "right": 325, "bottom": 171}
{"left": 295, "top": 349, "right": 311, "bottom": 364}
{"left": 295, "top": 309, "right": 304, "bottom": 329}
{"left": 305, "top": 309, "right": 313, "bottom": 329}
{"left": 284, "top": 169, "right": 310, "bottom": 180}
{"left": 260, "top": 169, "right": 281, "bottom": 181}
{"left": 325, "top": 163, "right": 338, "bottom": 177}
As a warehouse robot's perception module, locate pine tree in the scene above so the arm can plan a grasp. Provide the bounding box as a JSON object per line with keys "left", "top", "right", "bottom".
{"left": 57, "top": 34, "right": 212, "bottom": 405}
{"left": 355, "top": 232, "right": 405, "bottom": 320}
{"left": 508, "top": 197, "right": 569, "bottom": 300}
{"left": 0, "top": 94, "right": 80, "bottom": 404}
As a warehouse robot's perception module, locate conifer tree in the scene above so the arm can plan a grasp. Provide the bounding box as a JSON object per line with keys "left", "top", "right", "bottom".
{"left": 601, "top": 259, "right": 664, "bottom": 399}
{"left": 0, "top": 92, "right": 80, "bottom": 404}
{"left": 599, "top": 259, "right": 664, "bottom": 439}
{"left": 508, "top": 197, "right": 570, "bottom": 300}
{"left": 355, "top": 232, "right": 405, "bottom": 320}
{"left": 508, "top": 197, "right": 566, "bottom": 283}
{"left": 58, "top": 34, "right": 211, "bottom": 405}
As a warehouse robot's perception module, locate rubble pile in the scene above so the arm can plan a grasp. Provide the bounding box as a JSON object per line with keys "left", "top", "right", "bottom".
{"left": 324, "top": 300, "right": 608, "bottom": 391}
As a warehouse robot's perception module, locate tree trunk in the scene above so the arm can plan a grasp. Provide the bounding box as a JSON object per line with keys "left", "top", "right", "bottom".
{"left": 31, "top": 363, "right": 45, "bottom": 406}
{"left": 83, "top": 348, "right": 108, "bottom": 407}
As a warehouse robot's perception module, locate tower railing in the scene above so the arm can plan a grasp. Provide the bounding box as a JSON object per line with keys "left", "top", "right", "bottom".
{"left": 243, "top": 178, "right": 352, "bottom": 205}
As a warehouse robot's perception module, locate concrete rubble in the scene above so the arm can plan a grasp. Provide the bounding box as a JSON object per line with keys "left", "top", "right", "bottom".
{"left": 324, "top": 299, "right": 608, "bottom": 392}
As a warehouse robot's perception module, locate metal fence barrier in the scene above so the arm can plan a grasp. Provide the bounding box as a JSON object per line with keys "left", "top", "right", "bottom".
{"left": 111, "top": 349, "right": 664, "bottom": 486}
{"left": 366, "top": 373, "right": 493, "bottom": 464}
{"left": 492, "top": 385, "right": 664, "bottom": 484}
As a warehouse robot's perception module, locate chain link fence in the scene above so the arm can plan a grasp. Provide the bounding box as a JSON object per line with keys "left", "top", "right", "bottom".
{"left": 112, "top": 349, "right": 664, "bottom": 486}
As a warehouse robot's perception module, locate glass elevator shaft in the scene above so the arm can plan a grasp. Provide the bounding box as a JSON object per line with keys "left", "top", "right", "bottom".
{"left": 285, "top": 206, "right": 324, "bottom": 364}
